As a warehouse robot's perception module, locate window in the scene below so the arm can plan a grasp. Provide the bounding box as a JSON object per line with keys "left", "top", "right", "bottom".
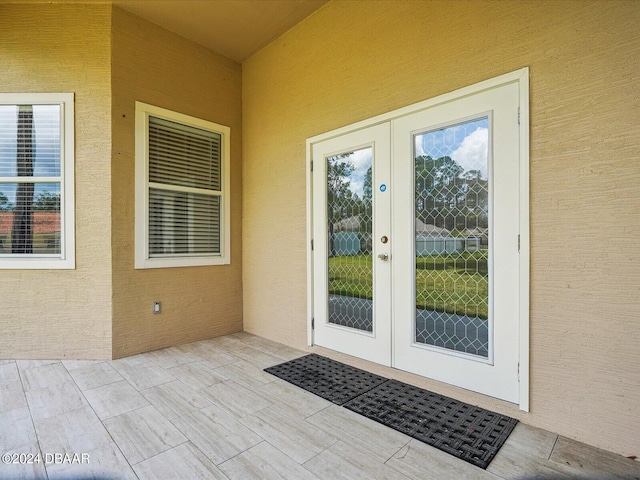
{"left": 0, "top": 93, "right": 75, "bottom": 269}
{"left": 135, "top": 102, "right": 230, "bottom": 268}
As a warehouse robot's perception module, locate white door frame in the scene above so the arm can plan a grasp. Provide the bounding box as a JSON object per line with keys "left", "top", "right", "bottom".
{"left": 306, "top": 68, "right": 530, "bottom": 411}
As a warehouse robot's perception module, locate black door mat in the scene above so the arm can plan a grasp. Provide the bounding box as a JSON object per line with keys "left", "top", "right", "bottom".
{"left": 344, "top": 379, "right": 518, "bottom": 469}
{"left": 265, "top": 354, "right": 517, "bottom": 470}
{"left": 263, "top": 353, "right": 387, "bottom": 404}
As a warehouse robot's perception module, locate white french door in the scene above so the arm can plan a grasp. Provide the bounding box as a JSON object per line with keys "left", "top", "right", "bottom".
{"left": 312, "top": 123, "right": 392, "bottom": 366}
{"left": 392, "top": 82, "right": 521, "bottom": 403}
{"left": 309, "top": 69, "right": 528, "bottom": 406}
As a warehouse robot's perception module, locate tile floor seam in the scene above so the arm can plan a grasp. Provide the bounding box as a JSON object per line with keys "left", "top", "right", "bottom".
{"left": 212, "top": 441, "right": 259, "bottom": 467}
{"left": 133, "top": 437, "right": 191, "bottom": 467}
{"left": 548, "top": 435, "right": 560, "bottom": 461}
{"left": 299, "top": 460, "right": 324, "bottom": 480}
{"left": 251, "top": 346, "right": 288, "bottom": 359}
{"left": 215, "top": 439, "right": 266, "bottom": 468}
{"left": 222, "top": 343, "right": 245, "bottom": 353}
{"left": 128, "top": 438, "right": 191, "bottom": 469}
{"left": 296, "top": 440, "right": 330, "bottom": 469}
{"left": 96, "top": 425, "right": 138, "bottom": 476}
{"left": 15, "top": 361, "right": 49, "bottom": 480}
{"left": 67, "top": 361, "right": 125, "bottom": 392}
{"left": 34, "top": 437, "right": 49, "bottom": 480}
{"left": 13, "top": 361, "right": 60, "bottom": 480}
{"left": 301, "top": 401, "right": 333, "bottom": 421}
{"left": 383, "top": 444, "right": 423, "bottom": 479}
{"left": 492, "top": 469, "right": 508, "bottom": 479}
{"left": 234, "top": 413, "right": 275, "bottom": 448}
{"left": 383, "top": 439, "right": 414, "bottom": 465}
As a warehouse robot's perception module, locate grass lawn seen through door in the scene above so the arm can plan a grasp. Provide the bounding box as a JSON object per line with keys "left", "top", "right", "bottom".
{"left": 328, "top": 252, "right": 488, "bottom": 319}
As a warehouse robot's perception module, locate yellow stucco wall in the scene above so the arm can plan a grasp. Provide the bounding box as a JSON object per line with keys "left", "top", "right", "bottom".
{"left": 242, "top": 0, "right": 640, "bottom": 456}
{"left": 0, "top": 5, "right": 243, "bottom": 359}
{"left": 110, "top": 8, "right": 243, "bottom": 357}
{"left": 0, "top": 4, "right": 113, "bottom": 359}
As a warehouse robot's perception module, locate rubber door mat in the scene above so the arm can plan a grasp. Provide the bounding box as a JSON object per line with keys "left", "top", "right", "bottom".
{"left": 265, "top": 354, "right": 517, "bottom": 469}
{"left": 344, "top": 379, "right": 518, "bottom": 469}
{"left": 264, "top": 353, "right": 387, "bottom": 405}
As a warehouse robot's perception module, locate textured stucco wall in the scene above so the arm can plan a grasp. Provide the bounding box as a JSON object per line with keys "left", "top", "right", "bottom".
{"left": 0, "top": 4, "right": 113, "bottom": 359}
{"left": 110, "top": 8, "right": 243, "bottom": 358}
{"left": 242, "top": 0, "right": 640, "bottom": 456}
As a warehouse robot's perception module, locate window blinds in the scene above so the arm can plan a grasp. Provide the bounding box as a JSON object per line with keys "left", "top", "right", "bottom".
{"left": 147, "top": 116, "right": 222, "bottom": 257}
{"left": 0, "top": 104, "right": 62, "bottom": 256}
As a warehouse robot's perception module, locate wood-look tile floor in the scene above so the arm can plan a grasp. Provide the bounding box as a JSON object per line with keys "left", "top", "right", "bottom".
{"left": 1, "top": 332, "right": 639, "bottom": 480}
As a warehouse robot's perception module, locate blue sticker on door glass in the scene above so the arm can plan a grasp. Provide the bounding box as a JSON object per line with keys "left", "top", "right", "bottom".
{"left": 379, "top": 184, "right": 387, "bottom": 192}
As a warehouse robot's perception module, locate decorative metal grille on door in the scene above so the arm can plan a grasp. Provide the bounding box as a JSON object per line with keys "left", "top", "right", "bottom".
{"left": 414, "top": 118, "right": 490, "bottom": 357}
{"left": 326, "top": 148, "right": 373, "bottom": 332}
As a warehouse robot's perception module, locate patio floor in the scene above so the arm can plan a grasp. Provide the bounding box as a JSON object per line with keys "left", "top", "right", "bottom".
{"left": 1, "top": 332, "right": 639, "bottom": 479}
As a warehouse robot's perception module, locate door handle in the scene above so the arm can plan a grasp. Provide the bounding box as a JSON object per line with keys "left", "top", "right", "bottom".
{"left": 378, "top": 253, "right": 389, "bottom": 261}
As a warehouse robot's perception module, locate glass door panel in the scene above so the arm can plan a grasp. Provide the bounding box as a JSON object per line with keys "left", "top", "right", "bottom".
{"left": 413, "top": 118, "right": 490, "bottom": 357}
{"left": 327, "top": 148, "right": 373, "bottom": 331}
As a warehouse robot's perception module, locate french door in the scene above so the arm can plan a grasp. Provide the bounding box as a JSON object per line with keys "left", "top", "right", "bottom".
{"left": 309, "top": 70, "right": 528, "bottom": 406}
{"left": 311, "top": 123, "right": 392, "bottom": 366}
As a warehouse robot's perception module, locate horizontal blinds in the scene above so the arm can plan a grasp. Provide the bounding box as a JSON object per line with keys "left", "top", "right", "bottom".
{"left": 149, "top": 188, "right": 220, "bottom": 256}
{"left": 0, "top": 104, "right": 62, "bottom": 256}
{"left": 148, "top": 116, "right": 221, "bottom": 191}
{"left": 0, "top": 105, "right": 61, "bottom": 178}
{"left": 0, "top": 183, "right": 61, "bottom": 255}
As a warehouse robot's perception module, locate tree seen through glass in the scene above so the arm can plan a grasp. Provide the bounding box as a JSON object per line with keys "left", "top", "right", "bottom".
{"left": 325, "top": 118, "right": 490, "bottom": 352}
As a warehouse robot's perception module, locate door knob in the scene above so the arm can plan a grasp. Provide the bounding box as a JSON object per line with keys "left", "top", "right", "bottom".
{"left": 378, "top": 253, "right": 389, "bottom": 261}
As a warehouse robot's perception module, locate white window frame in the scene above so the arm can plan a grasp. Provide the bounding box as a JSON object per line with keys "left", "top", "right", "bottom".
{"left": 134, "top": 102, "right": 231, "bottom": 269}
{"left": 0, "top": 93, "right": 75, "bottom": 270}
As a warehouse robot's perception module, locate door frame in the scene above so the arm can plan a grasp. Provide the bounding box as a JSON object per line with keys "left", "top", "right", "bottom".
{"left": 306, "top": 68, "right": 530, "bottom": 411}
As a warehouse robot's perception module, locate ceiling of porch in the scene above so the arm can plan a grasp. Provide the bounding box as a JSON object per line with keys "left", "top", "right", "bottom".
{"left": 15, "top": 0, "right": 329, "bottom": 62}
